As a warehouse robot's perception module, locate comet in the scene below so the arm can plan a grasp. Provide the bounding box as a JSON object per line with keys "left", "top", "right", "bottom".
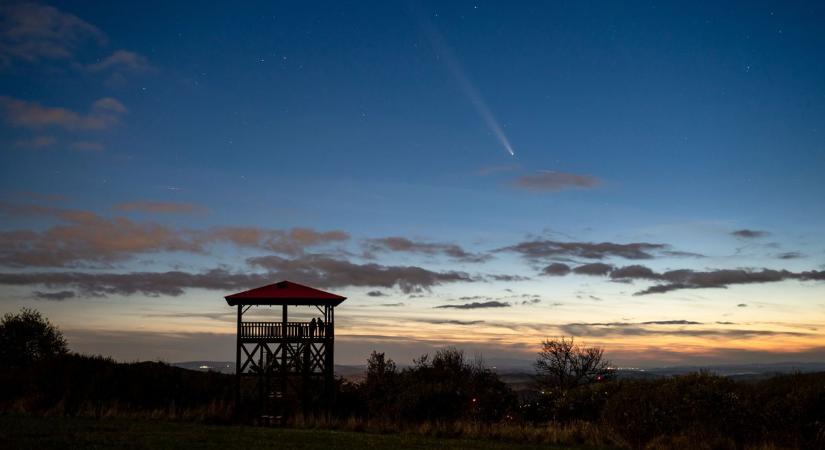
{"left": 419, "top": 14, "right": 516, "bottom": 157}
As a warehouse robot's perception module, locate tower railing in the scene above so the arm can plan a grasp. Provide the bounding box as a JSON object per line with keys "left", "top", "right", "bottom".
{"left": 240, "top": 321, "right": 332, "bottom": 340}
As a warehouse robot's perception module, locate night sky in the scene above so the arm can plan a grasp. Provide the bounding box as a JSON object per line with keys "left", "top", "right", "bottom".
{"left": 1, "top": 1, "right": 824, "bottom": 367}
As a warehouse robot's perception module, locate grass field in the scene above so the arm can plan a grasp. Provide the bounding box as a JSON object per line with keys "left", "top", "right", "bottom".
{"left": 0, "top": 416, "right": 601, "bottom": 450}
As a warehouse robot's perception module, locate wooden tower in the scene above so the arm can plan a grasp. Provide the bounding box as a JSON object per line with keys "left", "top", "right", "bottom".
{"left": 225, "top": 280, "right": 346, "bottom": 423}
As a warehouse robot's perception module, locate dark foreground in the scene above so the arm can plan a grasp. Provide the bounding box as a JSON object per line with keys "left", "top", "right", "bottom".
{"left": 0, "top": 416, "right": 595, "bottom": 450}
{"left": 4, "top": 355, "right": 825, "bottom": 449}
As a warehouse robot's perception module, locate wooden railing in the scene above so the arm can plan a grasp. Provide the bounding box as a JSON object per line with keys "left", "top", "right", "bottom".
{"left": 241, "top": 321, "right": 331, "bottom": 339}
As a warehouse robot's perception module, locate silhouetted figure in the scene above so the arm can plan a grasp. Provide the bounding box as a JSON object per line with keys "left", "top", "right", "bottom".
{"left": 309, "top": 318, "right": 317, "bottom": 337}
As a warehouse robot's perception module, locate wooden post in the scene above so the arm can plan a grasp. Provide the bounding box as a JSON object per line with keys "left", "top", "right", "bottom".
{"left": 235, "top": 304, "right": 242, "bottom": 408}
{"left": 281, "top": 304, "right": 288, "bottom": 417}
{"left": 325, "top": 305, "right": 334, "bottom": 409}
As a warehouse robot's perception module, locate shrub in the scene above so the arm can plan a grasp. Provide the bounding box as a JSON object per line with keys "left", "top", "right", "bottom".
{"left": 395, "top": 348, "right": 516, "bottom": 423}
{"left": 0, "top": 308, "right": 67, "bottom": 367}
{"left": 601, "top": 373, "right": 749, "bottom": 448}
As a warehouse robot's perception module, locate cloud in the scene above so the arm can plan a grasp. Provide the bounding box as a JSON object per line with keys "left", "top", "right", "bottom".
{"left": 488, "top": 274, "right": 530, "bottom": 281}
{"left": 202, "top": 227, "right": 349, "bottom": 256}
{"left": 32, "top": 290, "right": 75, "bottom": 300}
{"left": 0, "top": 2, "right": 106, "bottom": 67}
{"left": 0, "top": 96, "right": 126, "bottom": 130}
{"left": 542, "top": 262, "right": 571, "bottom": 276}
{"left": 419, "top": 319, "right": 485, "bottom": 325}
{"left": 610, "top": 264, "right": 660, "bottom": 280}
{"left": 777, "top": 252, "right": 804, "bottom": 260}
{"left": 0, "top": 268, "right": 271, "bottom": 297}
{"left": 640, "top": 320, "right": 703, "bottom": 325}
{"left": 366, "top": 290, "right": 387, "bottom": 297}
{"left": 114, "top": 201, "right": 206, "bottom": 215}
{"left": 500, "top": 239, "right": 667, "bottom": 260}
{"left": 564, "top": 320, "right": 703, "bottom": 327}
{"left": 511, "top": 170, "right": 601, "bottom": 192}
{"left": 732, "top": 229, "right": 769, "bottom": 239}
{"left": 87, "top": 49, "right": 155, "bottom": 86}
{"left": 13, "top": 135, "right": 55, "bottom": 148}
{"left": 363, "top": 236, "right": 489, "bottom": 262}
{"left": 662, "top": 250, "right": 706, "bottom": 258}
{"left": 247, "top": 254, "right": 473, "bottom": 294}
{"left": 435, "top": 301, "right": 510, "bottom": 309}
{"left": 572, "top": 262, "right": 614, "bottom": 276}
{"left": 439, "top": 294, "right": 537, "bottom": 307}
{"left": 87, "top": 49, "right": 153, "bottom": 73}
{"left": 0, "top": 203, "right": 349, "bottom": 267}
{"left": 0, "top": 206, "right": 199, "bottom": 267}
{"left": 378, "top": 302, "right": 405, "bottom": 307}
{"left": 554, "top": 260, "right": 825, "bottom": 295}
{"left": 0, "top": 4, "right": 153, "bottom": 83}
{"left": 141, "top": 311, "right": 234, "bottom": 322}
{"left": 634, "top": 268, "right": 825, "bottom": 295}
{"left": 558, "top": 321, "right": 809, "bottom": 338}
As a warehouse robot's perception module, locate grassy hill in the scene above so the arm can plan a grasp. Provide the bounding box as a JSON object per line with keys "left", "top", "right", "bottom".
{"left": 0, "top": 415, "right": 599, "bottom": 450}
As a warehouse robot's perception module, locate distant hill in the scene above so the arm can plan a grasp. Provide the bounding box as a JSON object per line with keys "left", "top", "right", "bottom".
{"left": 172, "top": 361, "right": 368, "bottom": 379}
{"left": 172, "top": 360, "right": 825, "bottom": 383}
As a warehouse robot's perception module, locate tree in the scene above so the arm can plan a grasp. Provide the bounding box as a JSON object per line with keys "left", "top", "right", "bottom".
{"left": 0, "top": 308, "right": 68, "bottom": 367}
{"left": 366, "top": 350, "right": 397, "bottom": 385}
{"left": 363, "top": 351, "right": 399, "bottom": 416}
{"left": 534, "top": 337, "right": 613, "bottom": 392}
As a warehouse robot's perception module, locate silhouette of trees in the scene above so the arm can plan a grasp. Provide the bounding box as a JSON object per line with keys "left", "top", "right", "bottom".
{"left": 0, "top": 308, "right": 67, "bottom": 367}
{"left": 362, "top": 351, "right": 399, "bottom": 417}
{"left": 337, "top": 348, "right": 515, "bottom": 422}
{"left": 396, "top": 348, "right": 515, "bottom": 422}
{"left": 534, "top": 337, "right": 613, "bottom": 392}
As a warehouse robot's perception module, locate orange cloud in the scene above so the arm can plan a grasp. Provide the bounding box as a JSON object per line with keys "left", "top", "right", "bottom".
{"left": 0, "top": 96, "right": 126, "bottom": 130}
{"left": 114, "top": 201, "right": 206, "bottom": 215}
{"left": 0, "top": 203, "right": 349, "bottom": 267}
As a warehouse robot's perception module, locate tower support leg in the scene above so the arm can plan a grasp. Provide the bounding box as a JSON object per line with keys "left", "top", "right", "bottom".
{"left": 235, "top": 304, "right": 242, "bottom": 410}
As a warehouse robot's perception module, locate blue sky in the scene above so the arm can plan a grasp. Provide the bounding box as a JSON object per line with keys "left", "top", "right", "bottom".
{"left": 1, "top": 1, "right": 824, "bottom": 366}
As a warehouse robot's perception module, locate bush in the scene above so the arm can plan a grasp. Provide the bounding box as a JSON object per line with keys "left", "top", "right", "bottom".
{"left": 600, "top": 373, "right": 748, "bottom": 448}
{"left": 746, "top": 372, "right": 825, "bottom": 448}
{"left": 526, "top": 379, "right": 623, "bottom": 423}
{"left": 0, "top": 308, "right": 67, "bottom": 367}
{"left": 394, "top": 348, "right": 516, "bottom": 423}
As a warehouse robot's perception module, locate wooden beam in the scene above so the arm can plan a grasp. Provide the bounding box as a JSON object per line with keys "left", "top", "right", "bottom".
{"left": 281, "top": 304, "right": 287, "bottom": 403}
{"left": 235, "top": 304, "right": 241, "bottom": 406}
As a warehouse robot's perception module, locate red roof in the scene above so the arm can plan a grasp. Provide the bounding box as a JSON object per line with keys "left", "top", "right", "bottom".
{"left": 225, "top": 280, "right": 347, "bottom": 306}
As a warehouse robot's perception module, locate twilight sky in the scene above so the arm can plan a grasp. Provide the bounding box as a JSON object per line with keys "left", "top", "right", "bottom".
{"left": 1, "top": 1, "right": 824, "bottom": 368}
